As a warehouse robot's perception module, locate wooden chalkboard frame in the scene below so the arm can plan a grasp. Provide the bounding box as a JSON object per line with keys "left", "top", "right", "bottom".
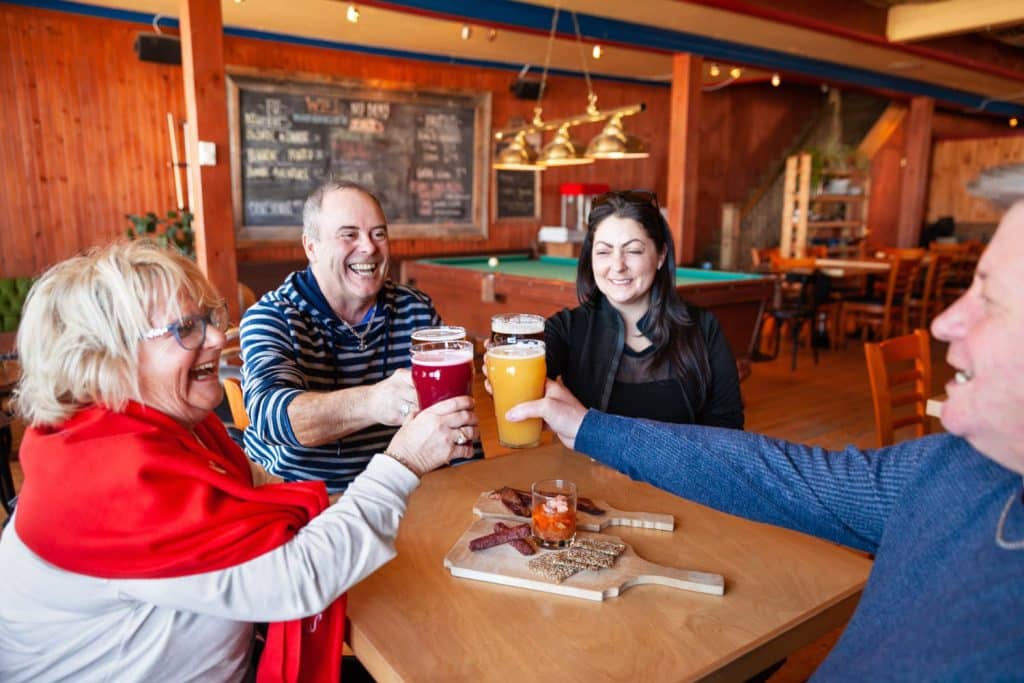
{"left": 227, "top": 68, "right": 491, "bottom": 243}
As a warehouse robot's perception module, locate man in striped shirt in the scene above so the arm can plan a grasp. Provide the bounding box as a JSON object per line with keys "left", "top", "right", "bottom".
{"left": 240, "top": 181, "right": 481, "bottom": 493}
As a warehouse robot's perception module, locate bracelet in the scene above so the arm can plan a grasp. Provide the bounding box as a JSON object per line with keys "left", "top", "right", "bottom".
{"left": 383, "top": 451, "right": 420, "bottom": 477}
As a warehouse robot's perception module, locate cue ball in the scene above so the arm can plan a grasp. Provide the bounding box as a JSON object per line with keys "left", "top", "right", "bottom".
{"left": 488, "top": 257, "right": 499, "bottom": 267}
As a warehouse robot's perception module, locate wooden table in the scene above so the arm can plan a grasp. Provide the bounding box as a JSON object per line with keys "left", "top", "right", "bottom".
{"left": 347, "top": 444, "right": 872, "bottom": 682}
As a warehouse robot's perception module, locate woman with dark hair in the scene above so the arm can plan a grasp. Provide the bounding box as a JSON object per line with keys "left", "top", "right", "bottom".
{"left": 545, "top": 190, "right": 744, "bottom": 428}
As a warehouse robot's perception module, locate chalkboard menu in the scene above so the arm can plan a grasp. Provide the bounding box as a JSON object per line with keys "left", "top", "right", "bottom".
{"left": 495, "top": 170, "right": 539, "bottom": 219}
{"left": 227, "top": 72, "right": 490, "bottom": 241}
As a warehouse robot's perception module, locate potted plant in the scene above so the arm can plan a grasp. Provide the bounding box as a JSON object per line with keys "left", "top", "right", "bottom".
{"left": 125, "top": 209, "right": 195, "bottom": 259}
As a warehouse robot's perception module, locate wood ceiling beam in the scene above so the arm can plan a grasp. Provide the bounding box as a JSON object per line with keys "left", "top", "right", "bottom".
{"left": 887, "top": 0, "right": 1024, "bottom": 43}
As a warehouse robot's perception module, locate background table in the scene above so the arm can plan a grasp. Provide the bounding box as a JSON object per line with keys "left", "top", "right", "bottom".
{"left": 347, "top": 444, "right": 871, "bottom": 682}
{"left": 402, "top": 254, "right": 774, "bottom": 360}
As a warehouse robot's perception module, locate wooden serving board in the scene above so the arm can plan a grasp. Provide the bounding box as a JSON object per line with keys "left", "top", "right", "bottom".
{"left": 472, "top": 490, "right": 674, "bottom": 531}
{"left": 444, "top": 518, "right": 724, "bottom": 602}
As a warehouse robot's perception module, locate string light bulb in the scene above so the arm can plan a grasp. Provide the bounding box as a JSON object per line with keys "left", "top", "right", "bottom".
{"left": 709, "top": 63, "right": 721, "bottom": 77}
{"left": 592, "top": 44, "right": 603, "bottom": 59}
{"left": 460, "top": 24, "right": 472, "bottom": 40}
{"left": 771, "top": 73, "right": 781, "bottom": 87}
{"left": 488, "top": 28, "right": 497, "bottom": 42}
{"left": 730, "top": 67, "right": 742, "bottom": 79}
{"left": 346, "top": 4, "right": 359, "bottom": 23}
{"left": 1011, "top": 117, "right": 1020, "bottom": 128}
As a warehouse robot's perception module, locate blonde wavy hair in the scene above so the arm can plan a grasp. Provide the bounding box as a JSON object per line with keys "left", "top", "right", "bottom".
{"left": 13, "top": 240, "right": 222, "bottom": 427}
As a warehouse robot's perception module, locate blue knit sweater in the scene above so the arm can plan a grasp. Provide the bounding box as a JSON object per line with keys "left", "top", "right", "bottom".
{"left": 575, "top": 411, "right": 1024, "bottom": 680}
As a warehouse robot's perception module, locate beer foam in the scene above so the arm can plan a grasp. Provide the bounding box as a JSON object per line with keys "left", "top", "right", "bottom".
{"left": 412, "top": 348, "right": 473, "bottom": 366}
{"left": 411, "top": 326, "right": 465, "bottom": 342}
{"left": 491, "top": 315, "right": 544, "bottom": 335}
{"left": 487, "top": 342, "right": 545, "bottom": 359}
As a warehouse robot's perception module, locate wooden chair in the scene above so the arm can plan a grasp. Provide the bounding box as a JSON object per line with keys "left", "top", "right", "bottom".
{"left": 762, "top": 269, "right": 833, "bottom": 370}
{"left": 222, "top": 376, "right": 250, "bottom": 430}
{"left": 838, "top": 250, "right": 924, "bottom": 346}
{"left": 932, "top": 251, "right": 979, "bottom": 317}
{"left": 864, "top": 329, "right": 932, "bottom": 447}
{"left": 901, "top": 254, "right": 945, "bottom": 332}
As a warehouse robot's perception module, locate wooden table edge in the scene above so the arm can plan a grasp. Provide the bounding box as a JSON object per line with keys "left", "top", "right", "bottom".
{"left": 694, "top": 587, "right": 865, "bottom": 682}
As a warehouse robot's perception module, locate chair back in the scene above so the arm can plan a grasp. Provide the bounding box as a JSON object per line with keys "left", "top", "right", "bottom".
{"left": 770, "top": 255, "right": 817, "bottom": 272}
{"left": 864, "top": 329, "right": 932, "bottom": 447}
{"left": 222, "top": 376, "right": 250, "bottom": 430}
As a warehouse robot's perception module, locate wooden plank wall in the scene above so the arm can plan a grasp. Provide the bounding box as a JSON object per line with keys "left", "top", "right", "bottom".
{"left": 2, "top": 4, "right": 846, "bottom": 279}
{"left": 928, "top": 135, "right": 1024, "bottom": 224}
{"left": 865, "top": 110, "right": 1012, "bottom": 248}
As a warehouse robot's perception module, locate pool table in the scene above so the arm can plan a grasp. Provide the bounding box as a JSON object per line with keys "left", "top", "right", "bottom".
{"left": 402, "top": 254, "right": 774, "bottom": 360}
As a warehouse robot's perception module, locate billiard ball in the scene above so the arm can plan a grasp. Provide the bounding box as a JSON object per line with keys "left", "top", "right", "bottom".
{"left": 487, "top": 257, "right": 499, "bottom": 267}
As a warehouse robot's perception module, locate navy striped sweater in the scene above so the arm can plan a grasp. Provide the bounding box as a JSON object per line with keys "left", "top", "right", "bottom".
{"left": 240, "top": 268, "right": 481, "bottom": 492}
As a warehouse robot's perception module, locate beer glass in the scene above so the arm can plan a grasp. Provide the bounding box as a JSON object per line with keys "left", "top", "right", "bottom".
{"left": 490, "top": 314, "right": 544, "bottom": 347}
{"left": 484, "top": 339, "right": 546, "bottom": 448}
{"left": 411, "top": 325, "right": 465, "bottom": 343}
{"left": 410, "top": 340, "right": 474, "bottom": 409}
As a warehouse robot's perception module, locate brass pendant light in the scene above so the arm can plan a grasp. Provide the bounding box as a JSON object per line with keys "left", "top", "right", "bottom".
{"left": 540, "top": 123, "right": 594, "bottom": 166}
{"left": 586, "top": 114, "right": 650, "bottom": 160}
{"left": 493, "top": 131, "right": 545, "bottom": 171}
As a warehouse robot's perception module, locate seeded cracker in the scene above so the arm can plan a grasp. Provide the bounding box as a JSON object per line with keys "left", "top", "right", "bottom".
{"left": 552, "top": 547, "right": 616, "bottom": 570}
{"left": 573, "top": 537, "right": 627, "bottom": 557}
{"left": 528, "top": 553, "right": 580, "bottom": 583}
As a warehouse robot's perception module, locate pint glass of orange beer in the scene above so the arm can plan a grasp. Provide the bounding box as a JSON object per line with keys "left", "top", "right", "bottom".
{"left": 485, "top": 340, "right": 546, "bottom": 448}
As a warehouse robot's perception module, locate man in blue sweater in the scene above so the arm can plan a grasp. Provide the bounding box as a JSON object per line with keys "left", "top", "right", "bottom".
{"left": 241, "top": 181, "right": 480, "bottom": 493}
{"left": 505, "top": 199, "right": 1024, "bottom": 679}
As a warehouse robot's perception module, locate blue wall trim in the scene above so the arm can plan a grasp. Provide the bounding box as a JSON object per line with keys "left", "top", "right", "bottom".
{"left": 11, "top": 0, "right": 1023, "bottom": 115}
{"left": 9, "top": 0, "right": 663, "bottom": 88}
{"left": 378, "top": 0, "right": 1024, "bottom": 116}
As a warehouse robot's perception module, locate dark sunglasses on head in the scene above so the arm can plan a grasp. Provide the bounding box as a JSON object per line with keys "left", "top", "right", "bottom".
{"left": 592, "top": 189, "right": 660, "bottom": 211}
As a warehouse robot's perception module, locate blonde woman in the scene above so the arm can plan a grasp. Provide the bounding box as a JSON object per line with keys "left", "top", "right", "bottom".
{"left": 0, "top": 241, "right": 477, "bottom": 682}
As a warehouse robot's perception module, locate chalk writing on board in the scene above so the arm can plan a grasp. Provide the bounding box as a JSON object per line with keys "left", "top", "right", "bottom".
{"left": 234, "top": 80, "right": 486, "bottom": 234}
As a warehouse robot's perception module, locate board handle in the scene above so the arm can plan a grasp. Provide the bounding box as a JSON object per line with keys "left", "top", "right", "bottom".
{"left": 624, "top": 557, "right": 725, "bottom": 596}
{"left": 604, "top": 508, "right": 675, "bottom": 531}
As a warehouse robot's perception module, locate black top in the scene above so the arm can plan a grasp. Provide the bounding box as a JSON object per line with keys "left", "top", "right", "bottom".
{"left": 606, "top": 344, "right": 689, "bottom": 423}
{"left": 545, "top": 296, "right": 744, "bottom": 429}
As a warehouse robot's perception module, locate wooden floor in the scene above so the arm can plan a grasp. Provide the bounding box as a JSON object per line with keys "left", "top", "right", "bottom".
{"left": 1, "top": 337, "right": 954, "bottom": 681}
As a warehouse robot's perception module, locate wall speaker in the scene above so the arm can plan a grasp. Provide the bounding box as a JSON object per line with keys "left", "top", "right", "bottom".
{"left": 510, "top": 79, "right": 544, "bottom": 100}
{"left": 134, "top": 33, "right": 182, "bottom": 65}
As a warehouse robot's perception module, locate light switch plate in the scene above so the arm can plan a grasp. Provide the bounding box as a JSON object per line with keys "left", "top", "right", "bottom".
{"left": 198, "top": 141, "right": 216, "bottom": 166}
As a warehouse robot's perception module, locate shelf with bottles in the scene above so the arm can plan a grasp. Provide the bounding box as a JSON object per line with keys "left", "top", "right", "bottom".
{"left": 781, "top": 153, "right": 870, "bottom": 259}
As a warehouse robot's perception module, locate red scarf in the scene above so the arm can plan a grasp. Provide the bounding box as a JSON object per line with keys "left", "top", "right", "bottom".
{"left": 15, "top": 402, "right": 344, "bottom": 682}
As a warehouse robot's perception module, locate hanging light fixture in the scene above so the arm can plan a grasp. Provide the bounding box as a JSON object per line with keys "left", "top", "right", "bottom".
{"left": 494, "top": 131, "right": 545, "bottom": 170}
{"left": 492, "top": 8, "right": 646, "bottom": 170}
{"left": 586, "top": 114, "right": 649, "bottom": 159}
{"left": 541, "top": 123, "right": 593, "bottom": 166}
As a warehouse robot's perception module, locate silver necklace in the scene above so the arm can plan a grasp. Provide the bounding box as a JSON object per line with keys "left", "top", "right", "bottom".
{"left": 994, "top": 481, "right": 1024, "bottom": 551}
{"left": 339, "top": 312, "right": 374, "bottom": 351}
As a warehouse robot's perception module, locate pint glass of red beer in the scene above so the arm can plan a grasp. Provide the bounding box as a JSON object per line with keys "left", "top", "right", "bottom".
{"left": 410, "top": 340, "right": 474, "bottom": 409}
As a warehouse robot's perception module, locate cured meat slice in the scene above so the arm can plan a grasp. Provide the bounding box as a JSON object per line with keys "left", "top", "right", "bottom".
{"left": 468, "top": 522, "right": 531, "bottom": 551}
{"left": 495, "top": 522, "right": 537, "bottom": 555}
{"left": 496, "top": 486, "right": 531, "bottom": 517}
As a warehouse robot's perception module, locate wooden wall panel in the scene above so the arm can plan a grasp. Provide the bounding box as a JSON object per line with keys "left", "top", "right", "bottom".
{"left": 695, "top": 83, "right": 825, "bottom": 261}
{"left": 928, "top": 135, "right": 1024, "bottom": 224}
{"left": 0, "top": 5, "right": 184, "bottom": 278}
{"left": 1, "top": 4, "right": 838, "bottom": 280}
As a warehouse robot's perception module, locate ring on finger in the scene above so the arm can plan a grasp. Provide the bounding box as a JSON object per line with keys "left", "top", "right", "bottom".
{"left": 453, "top": 427, "right": 469, "bottom": 446}
{"left": 399, "top": 402, "right": 411, "bottom": 418}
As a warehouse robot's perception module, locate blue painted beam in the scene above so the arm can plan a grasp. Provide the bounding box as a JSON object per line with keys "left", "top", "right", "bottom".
{"left": 14, "top": 0, "right": 1024, "bottom": 116}
{"left": 373, "top": 0, "right": 1024, "bottom": 116}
